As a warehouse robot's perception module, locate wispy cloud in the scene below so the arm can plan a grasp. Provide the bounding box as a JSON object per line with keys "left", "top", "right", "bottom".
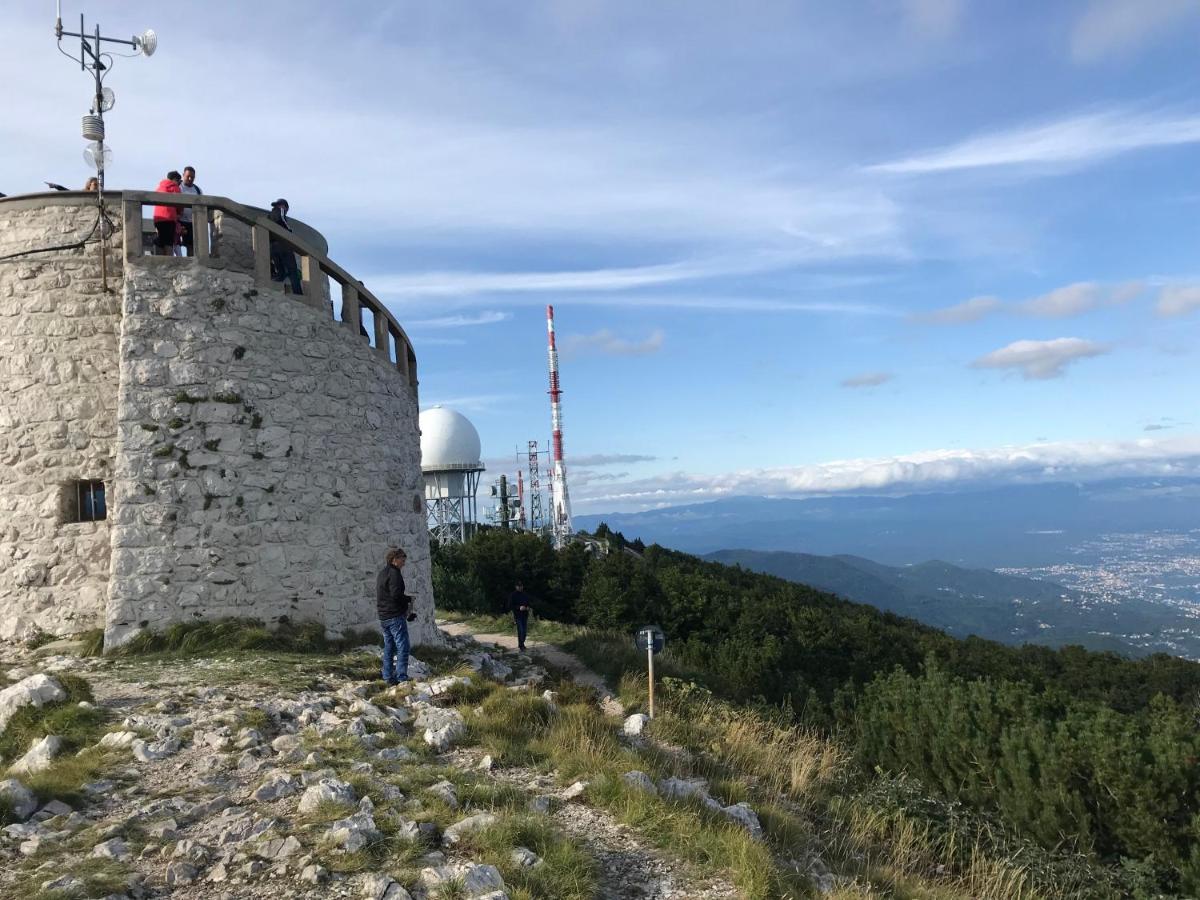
{"left": 1019, "top": 281, "right": 1142, "bottom": 317}
{"left": 573, "top": 453, "right": 659, "bottom": 467}
{"left": 912, "top": 295, "right": 1002, "bottom": 324}
{"left": 868, "top": 108, "right": 1200, "bottom": 175}
{"left": 841, "top": 371, "right": 894, "bottom": 388}
{"left": 1071, "top": 0, "right": 1197, "bottom": 63}
{"left": 1156, "top": 284, "right": 1200, "bottom": 317}
{"left": 572, "top": 435, "right": 1200, "bottom": 511}
{"left": 971, "top": 338, "right": 1111, "bottom": 380}
{"left": 409, "top": 311, "right": 511, "bottom": 328}
{"left": 561, "top": 329, "right": 665, "bottom": 359}
{"left": 421, "top": 393, "right": 518, "bottom": 414}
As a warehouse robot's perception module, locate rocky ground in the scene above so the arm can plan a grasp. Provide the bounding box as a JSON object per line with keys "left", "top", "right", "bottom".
{"left": 0, "top": 626, "right": 752, "bottom": 900}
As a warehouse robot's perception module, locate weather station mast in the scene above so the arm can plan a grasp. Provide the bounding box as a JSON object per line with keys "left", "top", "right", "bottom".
{"left": 546, "top": 305, "right": 573, "bottom": 548}
{"left": 53, "top": 2, "right": 156, "bottom": 289}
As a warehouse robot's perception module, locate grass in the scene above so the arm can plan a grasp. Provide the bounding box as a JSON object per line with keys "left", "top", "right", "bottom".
{"left": 0, "top": 674, "right": 104, "bottom": 763}
{"left": 106, "top": 617, "right": 379, "bottom": 656}
{"left": 447, "top": 814, "right": 597, "bottom": 900}
{"left": 21, "top": 857, "right": 130, "bottom": 899}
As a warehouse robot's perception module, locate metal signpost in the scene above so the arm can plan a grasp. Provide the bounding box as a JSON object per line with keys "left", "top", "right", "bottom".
{"left": 635, "top": 625, "right": 665, "bottom": 718}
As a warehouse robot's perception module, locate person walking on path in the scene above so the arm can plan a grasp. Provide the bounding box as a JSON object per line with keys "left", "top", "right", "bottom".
{"left": 509, "top": 581, "right": 532, "bottom": 652}
{"left": 178, "top": 166, "right": 202, "bottom": 255}
{"left": 268, "top": 198, "right": 303, "bottom": 295}
{"left": 376, "top": 547, "right": 417, "bottom": 685}
{"left": 152, "top": 170, "right": 182, "bottom": 256}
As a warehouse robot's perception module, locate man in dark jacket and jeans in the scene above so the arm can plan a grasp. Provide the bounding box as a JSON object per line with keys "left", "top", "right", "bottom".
{"left": 377, "top": 547, "right": 416, "bottom": 685}
{"left": 509, "top": 581, "right": 531, "bottom": 652}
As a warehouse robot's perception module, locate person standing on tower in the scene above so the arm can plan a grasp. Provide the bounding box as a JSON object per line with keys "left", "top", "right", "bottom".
{"left": 376, "top": 547, "right": 417, "bottom": 686}
{"left": 509, "top": 581, "right": 532, "bottom": 652}
{"left": 177, "top": 166, "right": 202, "bottom": 255}
{"left": 152, "top": 170, "right": 182, "bottom": 256}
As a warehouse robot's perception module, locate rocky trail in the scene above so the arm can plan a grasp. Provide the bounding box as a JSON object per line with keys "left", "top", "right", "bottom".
{"left": 0, "top": 627, "right": 751, "bottom": 900}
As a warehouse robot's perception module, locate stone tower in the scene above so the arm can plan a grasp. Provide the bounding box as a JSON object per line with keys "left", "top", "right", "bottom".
{"left": 0, "top": 190, "right": 439, "bottom": 649}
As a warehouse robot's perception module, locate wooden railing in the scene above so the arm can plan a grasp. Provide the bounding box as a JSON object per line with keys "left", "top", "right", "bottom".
{"left": 120, "top": 191, "right": 418, "bottom": 391}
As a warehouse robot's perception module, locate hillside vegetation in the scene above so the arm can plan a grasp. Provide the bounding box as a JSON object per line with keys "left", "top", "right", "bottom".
{"left": 434, "top": 527, "right": 1200, "bottom": 896}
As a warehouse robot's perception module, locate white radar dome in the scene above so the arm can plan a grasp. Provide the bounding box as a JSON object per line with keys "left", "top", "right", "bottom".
{"left": 419, "top": 406, "right": 482, "bottom": 471}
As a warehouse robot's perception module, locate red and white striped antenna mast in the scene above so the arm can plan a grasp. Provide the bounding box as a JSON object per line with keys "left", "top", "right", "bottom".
{"left": 546, "top": 304, "right": 573, "bottom": 547}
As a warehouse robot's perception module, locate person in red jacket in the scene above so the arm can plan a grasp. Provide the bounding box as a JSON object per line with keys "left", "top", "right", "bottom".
{"left": 152, "top": 171, "right": 182, "bottom": 255}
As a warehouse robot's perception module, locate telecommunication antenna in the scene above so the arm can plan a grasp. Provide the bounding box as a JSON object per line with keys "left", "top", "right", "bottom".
{"left": 527, "top": 440, "right": 544, "bottom": 533}
{"left": 546, "top": 305, "right": 573, "bottom": 548}
{"left": 53, "top": 3, "right": 156, "bottom": 289}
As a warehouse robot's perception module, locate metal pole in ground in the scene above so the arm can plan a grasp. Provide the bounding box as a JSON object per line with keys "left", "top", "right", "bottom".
{"left": 647, "top": 640, "right": 655, "bottom": 718}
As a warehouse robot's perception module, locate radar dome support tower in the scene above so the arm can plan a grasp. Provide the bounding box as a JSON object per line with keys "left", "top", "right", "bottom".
{"left": 546, "top": 305, "right": 573, "bottom": 548}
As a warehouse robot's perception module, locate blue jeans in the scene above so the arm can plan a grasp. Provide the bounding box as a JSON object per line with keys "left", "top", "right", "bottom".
{"left": 514, "top": 611, "right": 528, "bottom": 649}
{"left": 380, "top": 616, "right": 410, "bottom": 684}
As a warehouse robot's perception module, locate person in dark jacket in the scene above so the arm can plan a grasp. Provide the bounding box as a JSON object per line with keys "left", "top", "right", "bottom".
{"left": 509, "top": 581, "right": 531, "bottom": 652}
{"left": 376, "top": 547, "right": 416, "bottom": 685}
{"left": 267, "top": 198, "right": 302, "bottom": 295}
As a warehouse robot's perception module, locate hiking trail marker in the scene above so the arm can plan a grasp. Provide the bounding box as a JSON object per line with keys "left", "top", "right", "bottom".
{"left": 636, "top": 625, "right": 666, "bottom": 718}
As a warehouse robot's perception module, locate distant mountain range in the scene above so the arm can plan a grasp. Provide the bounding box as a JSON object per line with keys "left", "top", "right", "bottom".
{"left": 703, "top": 549, "right": 1200, "bottom": 658}
{"left": 576, "top": 477, "right": 1200, "bottom": 568}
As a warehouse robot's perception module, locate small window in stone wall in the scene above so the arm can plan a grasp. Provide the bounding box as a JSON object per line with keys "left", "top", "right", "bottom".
{"left": 413, "top": 494, "right": 423, "bottom": 514}
{"left": 68, "top": 480, "right": 107, "bottom": 522}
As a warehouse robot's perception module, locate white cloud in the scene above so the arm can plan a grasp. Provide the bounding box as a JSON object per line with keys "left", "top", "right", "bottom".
{"left": 409, "top": 311, "right": 511, "bottom": 328}
{"left": 1017, "top": 281, "right": 1142, "bottom": 317}
{"left": 571, "top": 435, "right": 1200, "bottom": 511}
{"left": 1071, "top": 0, "right": 1197, "bottom": 63}
{"left": 561, "top": 328, "right": 665, "bottom": 359}
{"left": 572, "top": 453, "right": 658, "bottom": 466}
{"left": 421, "top": 393, "right": 518, "bottom": 413}
{"left": 912, "top": 295, "right": 1002, "bottom": 324}
{"left": 868, "top": 108, "right": 1200, "bottom": 175}
{"left": 1156, "top": 284, "right": 1200, "bottom": 317}
{"left": 841, "top": 371, "right": 894, "bottom": 388}
{"left": 971, "top": 338, "right": 1110, "bottom": 379}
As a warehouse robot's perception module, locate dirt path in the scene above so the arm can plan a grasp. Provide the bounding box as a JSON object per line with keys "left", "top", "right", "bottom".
{"left": 437, "top": 620, "right": 624, "bottom": 716}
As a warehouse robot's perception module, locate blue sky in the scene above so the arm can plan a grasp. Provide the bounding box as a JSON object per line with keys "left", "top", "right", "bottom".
{"left": 5, "top": 1, "right": 1200, "bottom": 512}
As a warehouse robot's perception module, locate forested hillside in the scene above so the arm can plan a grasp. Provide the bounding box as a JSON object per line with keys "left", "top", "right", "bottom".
{"left": 434, "top": 528, "right": 1200, "bottom": 895}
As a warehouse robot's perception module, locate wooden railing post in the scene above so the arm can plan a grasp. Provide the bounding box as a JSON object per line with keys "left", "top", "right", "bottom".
{"left": 251, "top": 223, "right": 273, "bottom": 287}
{"left": 192, "top": 204, "right": 210, "bottom": 261}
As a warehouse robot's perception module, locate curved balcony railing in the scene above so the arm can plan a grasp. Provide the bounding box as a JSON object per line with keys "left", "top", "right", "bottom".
{"left": 119, "top": 190, "right": 417, "bottom": 391}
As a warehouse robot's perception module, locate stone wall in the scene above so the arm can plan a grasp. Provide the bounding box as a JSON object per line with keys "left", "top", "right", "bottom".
{"left": 105, "top": 260, "right": 436, "bottom": 647}
{"left": 0, "top": 200, "right": 124, "bottom": 639}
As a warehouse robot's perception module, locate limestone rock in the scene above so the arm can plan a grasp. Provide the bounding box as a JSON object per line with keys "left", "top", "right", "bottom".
{"left": 299, "top": 862, "right": 327, "bottom": 884}
{"left": 91, "top": 836, "right": 131, "bottom": 860}
{"left": 721, "top": 802, "right": 764, "bottom": 840}
{"left": 622, "top": 770, "right": 658, "bottom": 795}
{"left": 297, "top": 777, "right": 355, "bottom": 814}
{"left": 9, "top": 735, "right": 63, "bottom": 776}
{"left": 99, "top": 730, "right": 138, "bottom": 749}
{"left": 420, "top": 862, "right": 506, "bottom": 897}
{"left": 561, "top": 780, "right": 589, "bottom": 801}
{"left": 442, "top": 812, "right": 498, "bottom": 846}
{"left": 361, "top": 872, "right": 413, "bottom": 899}
{"left": 253, "top": 771, "right": 300, "bottom": 802}
{"left": 426, "top": 779, "right": 459, "bottom": 809}
{"left": 622, "top": 713, "right": 650, "bottom": 737}
{"left": 255, "top": 835, "right": 302, "bottom": 860}
{"left": 325, "top": 809, "right": 382, "bottom": 853}
{"left": 165, "top": 860, "right": 199, "bottom": 886}
{"left": 0, "top": 674, "right": 65, "bottom": 731}
{"left": 511, "top": 847, "right": 541, "bottom": 868}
